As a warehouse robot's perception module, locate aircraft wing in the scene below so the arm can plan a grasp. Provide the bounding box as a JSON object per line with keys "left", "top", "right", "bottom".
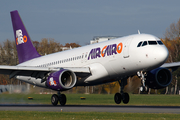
{"left": 0, "top": 65, "right": 91, "bottom": 79}
{"left": 161, "top": 62, "right": 180, "bottom": 71}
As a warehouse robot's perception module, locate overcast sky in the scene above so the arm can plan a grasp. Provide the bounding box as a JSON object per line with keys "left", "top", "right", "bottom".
{"left": 0, "top": 0, "right": 180, "bottom": 45}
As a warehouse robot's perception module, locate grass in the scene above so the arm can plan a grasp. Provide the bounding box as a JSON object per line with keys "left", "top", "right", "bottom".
{"left": 1, "top": 94, "right": 180, "bottom": 119}
{"left": 0, "top": 111, "right": 180, "bottom": 120}
{"left": 0, "top": 93, "right": 180, "bottom": 106}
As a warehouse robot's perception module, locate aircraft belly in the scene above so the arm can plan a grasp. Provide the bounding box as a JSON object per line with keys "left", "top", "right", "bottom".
{"left": 105, "top": 57, "right": 131, "bottom": 76}
{"left": 84, "top": 63, "right": 109, "bottom": 82}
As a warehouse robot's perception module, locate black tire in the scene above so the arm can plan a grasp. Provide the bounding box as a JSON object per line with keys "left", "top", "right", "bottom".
{"left": 51, "top": 94, "right": 59, "bottom": 106}
{"left": 114, "top": 93, "right": 121, "bottom": 104}
{"left": 59, "top": 94, "right": 66, "bottom": 106}
{"left": 122, "top": 93, "right": 129, "bottom": 104}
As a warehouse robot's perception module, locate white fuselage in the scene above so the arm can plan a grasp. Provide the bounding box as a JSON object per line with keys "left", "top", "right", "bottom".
{"left": 17, "top": 34, "right": 169, "bottom": 87}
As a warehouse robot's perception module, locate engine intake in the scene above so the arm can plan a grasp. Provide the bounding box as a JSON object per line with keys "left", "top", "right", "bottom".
{"left": 146, "top": 67, "right": 172, "bottom": 89}
{"left": 46, "top": 69, "right": 77, "bottom": 91}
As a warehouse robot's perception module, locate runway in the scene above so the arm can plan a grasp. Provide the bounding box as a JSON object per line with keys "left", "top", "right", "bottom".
{"left": 0, "top": 104, "right": 180, "bottom": 113}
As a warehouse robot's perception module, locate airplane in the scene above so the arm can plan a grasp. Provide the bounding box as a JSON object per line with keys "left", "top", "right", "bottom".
{"left": 0, "top": 10, "right": 179, "bottom": 106}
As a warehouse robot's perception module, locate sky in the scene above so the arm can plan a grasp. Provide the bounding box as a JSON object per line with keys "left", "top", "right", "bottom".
{"left": 0, "top": 0, "right": 180, "bottom": 46}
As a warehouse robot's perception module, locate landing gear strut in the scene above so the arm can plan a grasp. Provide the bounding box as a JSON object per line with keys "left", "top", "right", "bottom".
{"left": 114, "top": 79, "right": 130, "bottom": 104}
{"left": 51, "top": 91, "right": 66, "bottom": 106}
{"left": 137, "top": 71, "right": 148, "bottom": 92}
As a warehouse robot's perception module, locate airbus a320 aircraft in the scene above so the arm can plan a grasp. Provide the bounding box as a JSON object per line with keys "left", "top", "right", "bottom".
{"left": 0, "top": 10, "right": 179, "bottom": 106}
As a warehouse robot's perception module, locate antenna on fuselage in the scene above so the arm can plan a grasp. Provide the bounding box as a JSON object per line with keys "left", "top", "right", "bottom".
{"left": 70, "top": 46, "right": 72, "bottom": 49}
{"left": 138, "top": 30, "right": 141, "bottom": 34}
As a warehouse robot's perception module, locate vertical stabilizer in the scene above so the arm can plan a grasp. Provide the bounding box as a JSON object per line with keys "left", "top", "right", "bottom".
{"left": 10, "top": 10, "right": 41, "bottom": 64}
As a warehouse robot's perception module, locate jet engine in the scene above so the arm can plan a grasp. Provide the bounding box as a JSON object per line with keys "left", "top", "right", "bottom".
{"left": 46, "top": 69, "right": 77, "bottom": 91}
{"left": 145, "top": 67, "right": 172, "bottom": 89}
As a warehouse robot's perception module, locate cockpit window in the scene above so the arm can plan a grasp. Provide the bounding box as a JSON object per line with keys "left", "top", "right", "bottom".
{"left": 157, "top": 41, "right": 163, "bottom": 45}
{"left": 137, "top": 40, "right": 163, "bottom": 47}
{"left": 142, "top": 41, "right": 147, "bottom": 46}
{"left": 148, "top": 41, "right": 157, "bottom": 45}
{"left": 137, "top": 41, "right": 143, "bottom": 47}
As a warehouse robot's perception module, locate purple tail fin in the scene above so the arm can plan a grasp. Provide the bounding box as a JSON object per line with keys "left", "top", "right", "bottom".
{"left": 10, "top": 10, "right": 41, "bottom": 64}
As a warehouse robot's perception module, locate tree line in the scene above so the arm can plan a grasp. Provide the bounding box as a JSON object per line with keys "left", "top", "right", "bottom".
{"left": 0, "top": 38, "right": 80, "bottom": 85}
{"left": 0, "top": 18, "right": 180, "bottom": 94}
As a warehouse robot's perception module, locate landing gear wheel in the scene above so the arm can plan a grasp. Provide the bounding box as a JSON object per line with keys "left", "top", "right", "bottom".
{"left": 146, "top": 86, "right": 149, "bottom": 92}
{"left": 114, "top": 93, "right": 121, "bottom": 104}
{"left": 140, "top": 86, "right": 146, "bottom": 92}
{"left": 122, "top": 93, "right": 129, "bottom": 104}
{"left": 51, "top": 94, "right": 58, "bottom": 106}
{"left": 59, "top": 94, "right": 66, "bottom": 106}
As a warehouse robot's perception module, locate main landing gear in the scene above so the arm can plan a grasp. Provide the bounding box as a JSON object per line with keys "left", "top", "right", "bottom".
{"left": 51, "top": 91, "right": 66, "bottom": 106}
{"left": 114, "top": 79, "right": 130, "bottom": 104}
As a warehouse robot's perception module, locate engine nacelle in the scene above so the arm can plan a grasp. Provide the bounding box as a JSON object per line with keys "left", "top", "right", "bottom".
{"left": 46, "top": 69, "right": 77, "bottom": 91}
{"left": 146, "top": 67, "right": 172, "bottom": 89}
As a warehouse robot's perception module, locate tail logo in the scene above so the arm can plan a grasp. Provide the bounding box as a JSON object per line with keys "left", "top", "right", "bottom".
{"left": 16, "top": 29, "right": 27, "bottom": 45}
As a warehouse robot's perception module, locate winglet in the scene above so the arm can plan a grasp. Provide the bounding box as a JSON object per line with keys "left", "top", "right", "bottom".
{"left": 10, "top": 10, "right": 41, "bottom": 64}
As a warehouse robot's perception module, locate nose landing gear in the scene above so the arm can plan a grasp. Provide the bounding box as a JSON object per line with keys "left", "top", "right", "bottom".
{"left": 137, "top": 71, "right": 149, "bottom": 92}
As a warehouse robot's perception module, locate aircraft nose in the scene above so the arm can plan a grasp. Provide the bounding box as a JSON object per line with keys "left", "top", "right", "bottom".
{"left": 153, "top": 46, "right": 169, "bottom": 63}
